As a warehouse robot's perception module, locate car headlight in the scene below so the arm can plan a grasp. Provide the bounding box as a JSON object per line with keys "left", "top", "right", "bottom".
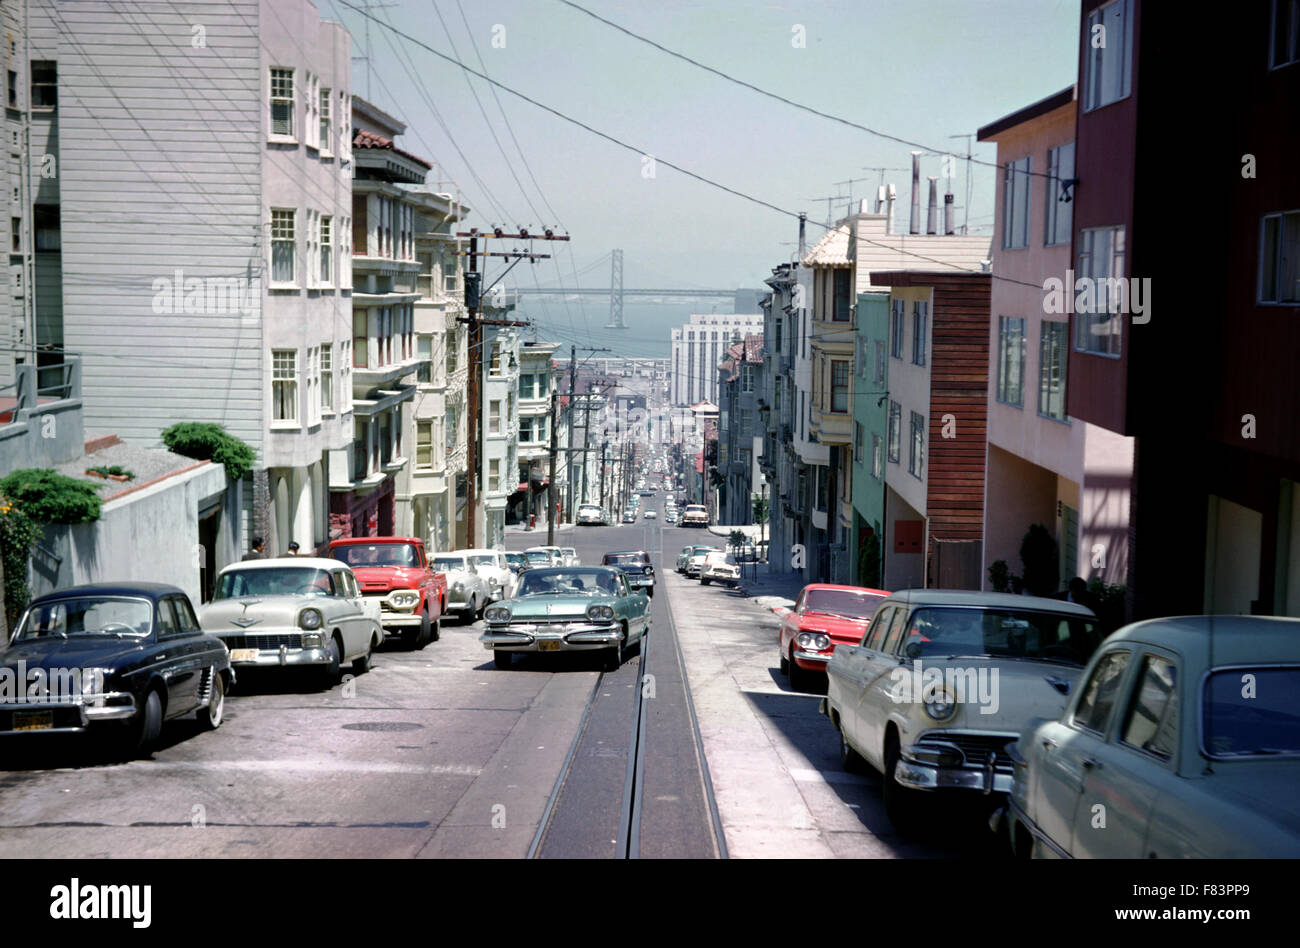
{"left": 796, "top": 632, "right": 831, "bottom": 651}
{"left": 299, "top": 608, "right": 323, "bottom": 630}
{"left": 923, "top": 686, "right": 958, "bottom": 721}
{"left": 484, "top": 606, "right": 511, "bottom": 623}
{"left": 81, "top": 667, "right": 110, "bottom": 696}
{"left": 454, "top": 580, "right": 464, "bottom": 591}
{"left": 301, "top": 632, "right": 323, "bottom": 649}
{"left": 586, "top": 604, "right": 615, "bottom": 621}
{"left": 643, "top": 566, "right": 652, "bottom": 574}
{"left": 389, "top": 591, "right": 419, "bottom": 609}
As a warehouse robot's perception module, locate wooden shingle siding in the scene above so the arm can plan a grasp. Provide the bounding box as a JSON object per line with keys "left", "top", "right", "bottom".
{"left": 926, "top": 274, "right": 990, "bottom": 542}
{"left": 40, "top": 0, "right": 265, "bottom": 451}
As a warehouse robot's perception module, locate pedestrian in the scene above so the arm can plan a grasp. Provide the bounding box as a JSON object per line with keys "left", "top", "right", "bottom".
{"left": 285, "top": 541, "right": 301, "bottom": 556}
{"left": 241, "top": 537, "right": 266, "bottom": 561}
{"left": 1064, "top": 576, "right": 1101, "bottom": 614}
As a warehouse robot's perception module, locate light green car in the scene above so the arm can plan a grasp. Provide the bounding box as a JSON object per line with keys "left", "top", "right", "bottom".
{"left": 999, "top": 615, "right": 1300, "bottom": 858}
{"left": 479, "top": 566, "right": 651, "bottom": 671}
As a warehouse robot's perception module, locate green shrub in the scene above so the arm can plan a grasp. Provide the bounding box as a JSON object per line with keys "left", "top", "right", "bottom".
{"left": 859, "top": 523, "right": 881, "bottom": 588}
{"left": 0, "top": 496, "right": 39, "bottom": 631}
{"left": 161, "top": 422, "right": 256, "bottom": 481}
{"left": 988, "top": 559, "right": 1013, "bottom": 593}
{"left": 0, "top": 469, "right": 101, "bottom": 524}
{"left": 88, "top": 465, "right": 133, "bottom": 479}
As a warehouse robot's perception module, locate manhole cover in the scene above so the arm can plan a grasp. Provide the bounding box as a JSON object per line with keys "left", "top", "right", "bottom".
{"left": 341, "top": 722, "right": 424, "bottom": 732}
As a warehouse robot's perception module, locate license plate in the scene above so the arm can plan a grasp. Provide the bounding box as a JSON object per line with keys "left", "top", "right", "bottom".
{"left": 230, "top": 648, "right": 260, "bottom": 662}
{"left": 538, "top": 640, "right": 561, "bottom": 652}
{"left": 13, "top": 710, "right": 52, "bottom": 731}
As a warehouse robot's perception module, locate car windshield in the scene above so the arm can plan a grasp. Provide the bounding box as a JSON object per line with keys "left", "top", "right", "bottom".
{"left": 471, "top": 555, "right": 498, "bottom": 568}
{"left": 505, "top": 553, "right": 525, "bottom": 565}
{"left": 15, "top": 597, "right": 153, "bottom": 639}
{"left": 516, "top": 569, "right": 620, "bottom": 597}
{"left": 561, "top": 549, "right": 576, "bottom": 557}
{"left": 705, "top": 553, "right": 736, "bottom": 566}
{"left": 524, "top": 551, "right": 551, "bottom": 565}
{"left": 433, "top": 556, "right": 468, "bottom": 571}
{"left": 331, "top": 543, "right": 419, "bottom": 567}
{"left": 1203, "top": 668, "right": 1300, "bottom": 757}
{"left": 215, "top": 568, "right": 337, "bottom": 599}
{"left": 692, "top": 547, "right": 718, "bottom": 557}
{"left": 805, "top": 589, "right": 887, "bottom": 619}
{"left": 604, "top": 553, "right": 647, "bottom": 566}
{"left": 897, "top": 607, "right": 1100, "bottom": 665}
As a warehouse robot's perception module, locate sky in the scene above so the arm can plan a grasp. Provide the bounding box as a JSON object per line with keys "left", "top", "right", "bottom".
{"left": 322, "top": 0, "right": 1080, "bottom": 293}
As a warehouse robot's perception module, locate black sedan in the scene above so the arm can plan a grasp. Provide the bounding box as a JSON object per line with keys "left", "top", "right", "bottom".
{"left": 0, "top": 583, "right": 234, "bottom": 757}
{"left": 601, "top": 550, "right": 656, "bottom": 598}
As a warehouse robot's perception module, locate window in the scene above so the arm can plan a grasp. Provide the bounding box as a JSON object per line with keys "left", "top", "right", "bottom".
{"left": 1045, "top": 143, "right": 1075, "bottom": 246}
{"left": 863, "top": 606, "right": 894, "bottom": 651}
{"left": 1259, "top": 210, "right": 1300, "bottom": 304}
{"left": 340, "top": 341, "right": 352, "bottom": 411}
{"left": 887, "top": 401, "right": 901, "bottom": 463}
{"left": 489, "top": 400, "right": 501, "bottom": 435}
{"left": 489, "top": 343, "right": 502, "bottom": 376}
{"left": 1120, "top": 655, "right": 1178, "bottom": 760}
{"left": 890, "top": 299, "right": 905, "bottom": 358}
{"left": 832, "top": 269, "right": 851, "bottom": 321}
{"left": 1075, "top": 226, "right": 1125, "bottom": 355}
{"left": 353, "top": 311, "right": 368, "bottom": 368}
{"left": 874, "top": 340, "right": 885, "bottom": 385}
{"left": 303, "top": 210, "right": 317, "bottom": 289}
{"left": 340, "top": 216, "right": 351, "bottom": 288}
{"left": 1084, "top": 0, "right": 1134, "bottom": 111}
{"left": 445, "top": 405, "right": 458, "bottom": 454}
{"left": 319, "top": 87, "right": 332, "bottom": 154}
{"left": 871, "top": 434, "right": 883, "bottom": 479}
{"left": 340, "top": 92, "right": 351, "bottom": 159}
{"left": 519, "top": 373, "right": 536, "bottom": 399}
{"left": 271, "top": 208, "right": 295, "bottom": 284}
{"left": 911, "top": 301, "right": 928, "bottom": 366}
{"left": 1038, "top": 321, "right": 1068, "bottom": 420}
{"left": 1072, "top": 649, "right": 1130, "bottom": 734}
{"left": 1002, "top": 156, "right": 1032, "bottom": 249}
{"left": 831, "top": 360, "right": 849, "bottom": 413}
{"left": 416, "top": 421, "right": 432, "bottom": 468}
{"left": 11, "top": 216, "right": 19, "bottom": 252}
{"left": 6, "top": 70, "right": 16, "bottom": 108}
{"left": 489, "top": 457, "right": 500, "bottom": 493}
{"left": 30, "top": 61, "right": 55, "bottom": 109}
{"left": 908, "top": 411, "right": 925, "bottom": 479}
{"left": 272, "top": 349, "right": 298, "bottom": 423}
{"left": 321, "top": 344, "right": 333, "bottom": 413}
{"left": 305, "top": 74, "right": 318, "bottom": 149}
{"left": 854, "top": 422, "right": 864, "bottom": 463}
{"left": 996, "top": 316, "right": 1026, "bottom": 406}
{"left": 417, "top": 335, "right": 432, "bottom": 383}
{"left": 1273, "top": 0, "right": 1300, "bottom": 67}
{"left": 319, "top": 215, "right": 332, "bottom": 286}
{"left": 742, "top": 363, "right": 754, "bottom": 392}
{"left": 270, "top": 67, "right": 294, "bottom": 138}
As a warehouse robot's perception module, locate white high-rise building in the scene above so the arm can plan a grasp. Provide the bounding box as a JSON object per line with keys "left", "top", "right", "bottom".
{"left": 670, "top": 313, "right": 764, "bottom": 407}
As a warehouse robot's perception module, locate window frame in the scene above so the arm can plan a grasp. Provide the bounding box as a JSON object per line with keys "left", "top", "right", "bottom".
{"left": 320, "top": 343, "right": 334, "bottom": 415}
{"left": 319, "top": 214, "right": 333, "bottom": 287}
{"left": 1070, "top": 648, "right": 1133, "bottom": 737}
{"left": 908, "top": 410, "right": 925, "bottom": 480}
{"left": 269, "top": 67, "right": 296, "bottom": 142}
{"left": 270, "top": 207, "right": 297, "bottom": 287}
{"left": 1038, "top": 320, "right": 1069, "bottom": 422}
{"left": 996, "top": 315, "right": 1027, "bottom": 407}
{"left": 1258, "top": 209, "right": 1300, "bottom": 305}
{"left": 272, "top": 348, "right": 299, "bottom": 426}
{"left": 887, "top": 401, "right": 901, "bottom": 464}
{"left": 1001, "top": 156, "right": 1032, "bottom": 250}
{"left": 1074, "top": 226, "right": 1126, "bottom": 357}
{"left": 911, "top": 301, "right": 928, "bottom": 367}
{"left": 1045, "top": 142, "right": 1075, "bottom": 247}
{"left": 1083, "top": 0, "right": 1134, "bottom": 112}
{"left": 830, "top": 359, "right": 849, "bottom": 413}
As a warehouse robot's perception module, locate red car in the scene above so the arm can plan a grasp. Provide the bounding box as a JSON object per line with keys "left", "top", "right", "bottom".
{"left": 779, "top": 584, "right": 890, "bottom": 691}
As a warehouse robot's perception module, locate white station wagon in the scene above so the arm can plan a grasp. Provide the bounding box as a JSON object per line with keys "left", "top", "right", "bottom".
{"left": 199, "top": 558, "right": 382, "bottom": 683}
{"left": 822, "top": 590, "right": 1099, "bottom": 833}
{"left": 999, "top": 615, "right": 1300, "bottom": 858}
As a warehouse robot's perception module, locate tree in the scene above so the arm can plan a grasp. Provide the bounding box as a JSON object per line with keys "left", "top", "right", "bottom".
{"left": 0, "top": 496, "right": 39, "bottom": 633}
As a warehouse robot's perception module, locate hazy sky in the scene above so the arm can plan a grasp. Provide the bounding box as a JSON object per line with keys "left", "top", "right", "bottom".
{"left": 323, "top": 0, "right": 1080, "bottom": 291}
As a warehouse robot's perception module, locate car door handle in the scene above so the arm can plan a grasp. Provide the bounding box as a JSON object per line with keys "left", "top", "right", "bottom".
{"left": 1041, "top": 738, "right": 1057, "bottom": 749}
{"left": 1082, "top": 757, "right": 1102, "bottom": 770}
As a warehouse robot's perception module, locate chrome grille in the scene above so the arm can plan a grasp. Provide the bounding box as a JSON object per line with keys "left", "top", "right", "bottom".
{"left": 916, "top": 733, "right": 1016, "bottom": 769}
{"left": 220, "top": 633, "right": 303, "bottom": 650}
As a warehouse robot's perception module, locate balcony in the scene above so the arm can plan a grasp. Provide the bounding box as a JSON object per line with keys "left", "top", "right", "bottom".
{"left": 353, "top": 353, "right": 422, "bottom": 389}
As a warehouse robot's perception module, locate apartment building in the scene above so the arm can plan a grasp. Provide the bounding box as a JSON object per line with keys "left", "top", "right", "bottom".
{"left": 25, "top": 0, "right": 354, "bottom": 561}
{"left": 976, "top": 86, "right": 1134, "bottom": 596}
{"left": 513, "top": 340, "right": 558, "bottom": 526}
{"left": 717, "top": 333, "right": 763, "bottom": 526}
{"left": 480, "top": 307, "right": 521, "bottom": 548}
{"left": 758, "top": 263, "right": 798, "bottom": 574}
{"left": 670, "top": 312, "right": 763, "bottom": 407}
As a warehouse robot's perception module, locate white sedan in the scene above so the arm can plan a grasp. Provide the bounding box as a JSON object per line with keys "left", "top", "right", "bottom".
{"left": 462, "top": 549, "right": 516, "bottom": 601}
{"left": 643, "top": 510, "right": 657, "bottom": 520}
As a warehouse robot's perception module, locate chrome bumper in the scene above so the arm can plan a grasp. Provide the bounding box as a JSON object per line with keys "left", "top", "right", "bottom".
{"left": 227, "top": 645, "right": 331, "bottom": 668}
{"left": 380, "top": 612, "right": 422, "bottom": 629}
{"left": 793, "top": 649, "right": 831, "bottom": 665}
{"left": 895, "top": 747, "right": 1014, "bottom": 794}
{"left": 0, "top": 694, "right": 138, "bottom": 733}
{"left": 480, "top": 624, "right": 621, "bottom": 652}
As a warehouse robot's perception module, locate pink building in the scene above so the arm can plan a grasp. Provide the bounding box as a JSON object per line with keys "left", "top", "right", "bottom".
{"left": 977, "top": 87, "right": 1133, "bottom": 594}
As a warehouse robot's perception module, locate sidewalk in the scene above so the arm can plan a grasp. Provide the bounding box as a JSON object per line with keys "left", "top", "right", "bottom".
{"left": 736, "top": 563, "right": 807, "bottom": 617}
{"left": 504, "top": 521, "right": 573, "bottom": 536}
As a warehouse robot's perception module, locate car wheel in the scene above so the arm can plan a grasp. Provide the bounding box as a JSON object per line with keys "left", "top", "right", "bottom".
{"left": 462, "top": 597, "right": 476, "bottom": 624}
{"left": 197, "top": 670, "right": 225, "bottom": 730}
{"left": 701, "top": 577, "right": 710, "bottom": 586}
{"left": 493, "top": 650, "right": 512, "bottom": 670}
{"left": 883, "top": 738, "right": 922, "bottom": 836}
{"left": 128, "top": 687, "right": 164, "bottom": 757}
{"left": 408, "top": 612, "right": 432, "bottom": 650}
{"left": 788, "top": 651, "right": 809, "bottom": 691}
{"left": 429, "top": 616, "right": 440, "bottom": 642}
{"left": 320, "top": 635, "right": 342, "bottom": 687}
{"left": 839, "top": 728, "right": 869, "bottom": 775}
{"left": 352, "top": 640, "right": 373, "bottom": 675}
{"left": 602, "top": 628, "right": 625, "bottom": 672}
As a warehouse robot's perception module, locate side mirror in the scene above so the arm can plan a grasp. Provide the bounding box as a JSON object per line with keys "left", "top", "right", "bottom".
{"left": 904, "top": 640, "right": 923, "bottom": 660}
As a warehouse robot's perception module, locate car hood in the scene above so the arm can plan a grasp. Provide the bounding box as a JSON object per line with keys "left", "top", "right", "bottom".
{"left": 896, "top": 656, "right": 1083, "bottom": 727}
{"left": 0, "top": 637, "right": 149, "bottom": 669}
{"left": 349, "top": 565, "right": 432, "bottom": 592}
{"left": 795, "top": 613, "right": 869, "bottom": 642}
{"left": 199, "top": 597, "right": 313, "bottom": 630}
{"left": 500, "top": 596, "right": 612, "bottom": 619}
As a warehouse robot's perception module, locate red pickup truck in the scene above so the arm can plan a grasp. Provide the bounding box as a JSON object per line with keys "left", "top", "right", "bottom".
{"left": 327, "top": 537, "right": 447, "bottom": 649}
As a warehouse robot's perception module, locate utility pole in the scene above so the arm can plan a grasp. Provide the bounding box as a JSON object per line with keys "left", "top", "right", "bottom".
{"left": 564, "top": 346, "right": 576, "bottom": 522}
{"left": 547, "top": 388, "right": 559, "bottom": 545}
{"left": 456, "top": 226, "right": 569, "bottom": 547}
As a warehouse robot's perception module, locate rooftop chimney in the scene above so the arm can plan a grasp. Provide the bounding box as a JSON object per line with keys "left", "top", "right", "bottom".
{"left": 859, "top": 197, "right": 871, "bottom": 215}
{"left": 798, "top": 211, "right": 806, "bottom": 258}
{"left": 886, "top": 183, "right": 897, "bottom": 234}
{"left": 944, "top": 192, "right": 955, "bottom": 235}
{"left": 926, "top": 176, "right": 939, "bottom": 235}
{"left": 909, "top": 152, "right": 922, "bottom": 235}
{"left": 876, "top": 184, "right": 886, "bottom": 214}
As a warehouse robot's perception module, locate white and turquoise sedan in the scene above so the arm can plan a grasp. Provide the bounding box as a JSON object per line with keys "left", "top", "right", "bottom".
{"left": 999, "top": 615, "right": 1300, "bottom": 858}
{"left": 479, "top": 566, "right": 650, "bottom": 671}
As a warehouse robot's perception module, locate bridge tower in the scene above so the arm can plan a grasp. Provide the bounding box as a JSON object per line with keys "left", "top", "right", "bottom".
{"left": 605, "top": 248, "right": 625, "bottom": 329}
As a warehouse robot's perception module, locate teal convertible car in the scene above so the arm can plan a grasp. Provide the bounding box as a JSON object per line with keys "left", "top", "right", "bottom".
{"left": 479, "top": 566, "right": 650, "bottom": 671}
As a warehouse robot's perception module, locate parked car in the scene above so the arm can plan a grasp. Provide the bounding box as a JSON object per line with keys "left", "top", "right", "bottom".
{"left": 685, "top": 545, "right": 720, "bottom": 578}
{"left": 822, "top": 590, "right": 1100, "bottom": 834}
{"left": 780, "top": 584, "right": 890, "bottom": 691}
{"left": 0, "top": 583, "right": 234, "bottom": 755}
{"left": 525, "top": 546, "right": 565, "bottom": 567}
{"left": 430, "top": 552, "right": 494, "bottom": 621}
{"left": 462, "top": 549, "right": 516, "bottom": 601}
{"left": 644, "top": 510, "right": 657, "bottom": 520}
{"left": 601, "top": 550, "right": 656, "bottom": 597}
{"left": 680, "top": 505, "right": 708, "bottom": 527}
{"left": 523, "top": 550, "right": 552, "bottom": 569}
{"left": 327, "top": 537, "right": 446, "bottom": 649}
{"left": 480, "top": 567, "right": 651, "bottom": 670}
{"left": 577, "top": 504, "right": 605, "bottom": 526}
{"left": 560, "top": 547, "right": 580, "bottom": 567}
{"left": 665, "top": 513, "right": 678, "bottom": 524}
{"left": 676, "top": 546, "right": 694, "bottom": 573}
{"left": 998, "top": 615, "right": 1300, "bottom": 858}
{"left": 699, "top": 551, "right": 741, "bottom": 588}
{"left": 199, "top": 559, "right": 383, "bottom": 684}
{"left": 622, "top": 512, "right": 636, "bottom": 524}
{"left": 504, "top": 551, "right": 529, "bottom": 576}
